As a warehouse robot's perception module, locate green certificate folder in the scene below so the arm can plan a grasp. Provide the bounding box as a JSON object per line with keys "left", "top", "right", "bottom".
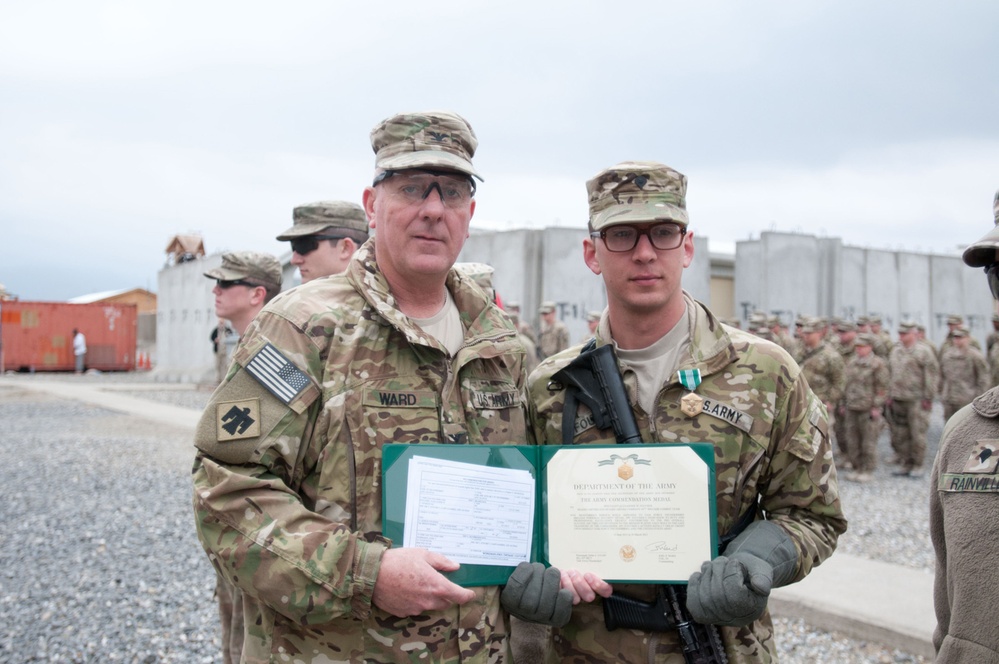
{"left": 382, "top": 443, "right": 717, "bottom": 587}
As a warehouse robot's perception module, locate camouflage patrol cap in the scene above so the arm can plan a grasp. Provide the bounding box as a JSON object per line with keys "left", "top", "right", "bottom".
{"left": 856, "top": 315, "right": 870, "bottom": 326}
{"left": 947, "top": 314, "right": 964, "bottom": 326}
{"left": 898, "top": 320, "right": 918, "bottom": 333}
{"left": 276, "top": 200, "right": 369, "bottom": 241}
{"left": 455, "top": 262, "right": 495, "bottom": 292}
{"left": 855, "top": 332, "right": 877, "bottom": 347}
{"left": 539, "top": 301, "right": 556, "bottom": 314}
{"left": 962, "top": 189, "right": 999, "bottom": 267}
{"left": 506, "top": 301, "right": 521, "bottom": 312}
{"left": 952, "top": 326, "right": 969, "bottom": 338}
{"left": 586, "top": 311, "right": 601, "bottom": 323}
{"left": 586, "top": 161, "right": 688, "bottom": 231}
{"left": 836, "top": 320, "right": 857, "bottom": 333}
{"left": 868, "top": 315, "right": 882, "bottom": 325}
{"left": 370, "top": 110, "right": 482, "bottom": 181}
{"left": 799, "top": 317, "right": 822, "bottom": 334}
{"left": 204, "top": 251, "right": 282, "bottom": 290}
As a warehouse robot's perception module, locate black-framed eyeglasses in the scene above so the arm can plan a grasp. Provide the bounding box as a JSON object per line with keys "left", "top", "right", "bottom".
{"left": 215, "top": 279, "right": 258, "bottom": 290}
{"left": 986, "top": 263, "right": 999, "bottom": 300}
{"left": 372, "top": 169, "right": 476, "bottom": 208}
{"left": 590, "top": 222, "right": 687, "bottom": 252}
{"left": 290, "top": 234, "right": 346, "bottom": 256}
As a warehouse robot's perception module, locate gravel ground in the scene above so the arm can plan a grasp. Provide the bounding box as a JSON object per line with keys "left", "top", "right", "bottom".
{"left": 0, "top": 374, "right": 939, "bottom": 663}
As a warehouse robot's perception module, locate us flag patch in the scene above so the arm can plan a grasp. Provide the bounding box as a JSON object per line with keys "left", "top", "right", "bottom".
{"left": 245, "top": 343, "right": 311, "bottom": 405}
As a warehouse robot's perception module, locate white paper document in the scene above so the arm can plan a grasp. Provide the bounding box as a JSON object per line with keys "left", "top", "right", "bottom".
{"left": 403, "top": 455, "right": 536, "bottom": 566}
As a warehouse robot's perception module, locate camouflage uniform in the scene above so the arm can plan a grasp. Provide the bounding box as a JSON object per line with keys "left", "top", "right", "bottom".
{"left": 527, "top": 294, "right": 846, "bottom": 663}
{"left": 798, "top": 341, "right": 845, "bottom": 413}
{"left": 939, "top": 343, "right": 990, "bottom": 421}
{"left": 192, "top": 241, "right": 529, "bottom": 663}
{"left": 842, "top": 348, "right": 889, "bottom": 475}
{"left": 887, "top": 339, "right": 938, "bottom": 474}
{"left": 538, "top": 319, "right": 570, "bottom": 359}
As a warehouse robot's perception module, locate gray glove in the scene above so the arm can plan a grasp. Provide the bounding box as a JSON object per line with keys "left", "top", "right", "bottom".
{"left": 500, "top": 562, "right": 573, "bottom": 627}
{"left": 686, "top": 521, "right": 798, "bottom": 626}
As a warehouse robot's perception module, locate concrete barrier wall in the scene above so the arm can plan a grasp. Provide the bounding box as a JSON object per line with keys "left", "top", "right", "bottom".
{"left": 154, "top": 229, "right": 993, "bottom": 377}
{"left": 736, "top": 232, "right": 992, "bottom": 346}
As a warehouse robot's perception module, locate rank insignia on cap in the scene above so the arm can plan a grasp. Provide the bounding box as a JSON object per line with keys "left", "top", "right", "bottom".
{"left": 245, "top": 343, "right": 312, "bottom": 405}
{"left": 216, "top": 398, "right": 261, "bottom": 441}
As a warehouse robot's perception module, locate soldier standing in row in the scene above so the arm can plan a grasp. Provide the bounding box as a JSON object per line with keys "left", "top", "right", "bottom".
{"left": 200, "top": 249, "right": 283, "bottom": 663}
{"left": 276, "top": 200, "right": 368, "bottom": 284}
{"left": 799, "top": 317, "right": 846, "bottom": 457}
{"left": 841, "top": 333, "right": 889, "bottom": 482}
{"left": 939, "top": 326, "right": 990, "bottom": 421}
{"left": 537, "top": 300, "right": 570, "bottom": 359}
{"left": 887, "top": 321, "right": 939, "bottom": 478}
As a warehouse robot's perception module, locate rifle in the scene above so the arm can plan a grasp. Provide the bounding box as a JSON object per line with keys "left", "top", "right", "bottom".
{"left": 550, "top": 342, "right": 731, "bottom": 664}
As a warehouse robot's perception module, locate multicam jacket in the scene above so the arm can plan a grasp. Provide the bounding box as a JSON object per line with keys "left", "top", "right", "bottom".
{"left": 889, "top": 343, "right": 938, "bottom": 401}
{"left": 526, "top": 294, "right": 846, "bottom": 664}
{"left": 939, "top": 346, "right": 990, "bottom": 407}
{"left": 192, "top": 241, "right": 528, "bottom": 664}
{"left": 843, "top": 353, "right": 889, "bottom": 411}
{"left": 799, "top": 342, "right": 845, "bottom": 406}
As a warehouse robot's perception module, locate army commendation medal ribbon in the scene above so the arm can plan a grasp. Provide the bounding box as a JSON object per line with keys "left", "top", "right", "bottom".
{"left": 678, "top": 368, "right": 703, "bottom": 418}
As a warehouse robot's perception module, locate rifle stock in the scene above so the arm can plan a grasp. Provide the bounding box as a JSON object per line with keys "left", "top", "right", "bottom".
{"left": 552, "top": 343, "right": 730, "bottom": 664}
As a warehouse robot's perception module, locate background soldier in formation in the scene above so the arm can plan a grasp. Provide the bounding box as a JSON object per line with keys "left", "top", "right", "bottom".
{"left": 841, "top": 333, "right": 889, "bottom": 482}
{"left": 939, "top": 326, "right": 990, "bottom": 421}
{"left": 527, "top": 160, "right": 845, "bottom": 663}
{"left": 798, "top": 317, "right": 846, "bottom": 459}
{"left": 930, "top": 187, "right": 999, "bottom": 661}
{"left": 887, "top": 321, "right": 939, "bottom": 478}
{"left": 537, "top": 300, "right": 570, "bottom": 359}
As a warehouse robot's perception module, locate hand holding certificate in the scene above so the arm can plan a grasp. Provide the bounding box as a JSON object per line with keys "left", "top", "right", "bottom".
{"left": 382, "top": 444, "right": 716, "bottom": 586}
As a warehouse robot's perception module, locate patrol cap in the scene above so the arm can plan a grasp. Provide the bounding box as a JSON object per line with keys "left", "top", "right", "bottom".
{"left": 455, "top": 262, "right": 495, "bottom": 292}
{"left": 898, "top": 320, "right": 918, "bottom": 334}
{"left": 856, "top": 315, "right": 870, "bottom": 326}
{"left": 952, "top": 326, "right": 969, "bottom": 338}
{"left": 506, "top": 301, "right": 521, "bottom": 312}
{"left": 586, "top": 311, "right": 601, "bottom": 323}
{"left": 855, "top": 332, "right": 877, "bottom": 347}
{"left": 962, "top": 189, "right": 999, "bottom": 267}
{"left": 370, "top": 110, "right": 482, "bottom": 181}
{"left": 586, "top": 161, "right": 688, "bottom": 231}
{"left": 868, "top": 315, "right": 882, "bottom": 326}
{"left": 539, "top": 301, "right": 556, "bottom": 314}
{"left": 276, "top": 200, "right": 369, "bottom": 241}
{"left": 798, "top": 317, "right": 822, "bottom": 334}
{"left": 836, "top": 320, "right": 857, "bottom": 333}
{"left": 947, "top": 314, "right": 964, "bottom": 326}
{"left": 204, "top": 251, "right": 282, "bottom": 290}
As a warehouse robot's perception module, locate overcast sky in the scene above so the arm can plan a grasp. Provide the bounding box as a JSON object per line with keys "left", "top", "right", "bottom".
{"left": 2, "top": 1, "right": 998, "bottom": 301}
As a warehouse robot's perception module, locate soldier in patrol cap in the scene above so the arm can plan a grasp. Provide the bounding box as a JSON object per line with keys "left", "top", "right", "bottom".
{"left": 537, "top": 300, "right": 570, "bottom": 359}
{"left": 192, "top": 110, "right": 543, "bottom": 663}
{"left": 841, "top": 332, "right": 889, "bottom": 482}
{"left": 201, "top": 249, "right": 282, "bottom": 662}
{"left": 939, "top": 326, "right": 989, "bottom": 422}
{"left": 931, "top": 188, "right": 999, "bottom": 660}
{"left": 203, "top": 250, "right": 282, "bottom": 336}
{"left": 579, "top": 310, "right": 601, "bottom": 344}
{"left": 526, "top": 161, "right": 845, "bottom": 662}
{"left": 887, "top": 320, "right": 938, "bottom": 477}
{"left": 277, "top": 200, "right": 369, "bottom": 283}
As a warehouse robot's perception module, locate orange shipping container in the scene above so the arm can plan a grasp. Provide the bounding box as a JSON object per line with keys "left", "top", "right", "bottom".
{"left": 0, "top": 301, "right": 138, "bottom": 372}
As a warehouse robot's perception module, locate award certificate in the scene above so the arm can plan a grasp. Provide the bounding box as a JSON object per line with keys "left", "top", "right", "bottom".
{"left": 545, "top": 445, "right": 713, "bottom": 583}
